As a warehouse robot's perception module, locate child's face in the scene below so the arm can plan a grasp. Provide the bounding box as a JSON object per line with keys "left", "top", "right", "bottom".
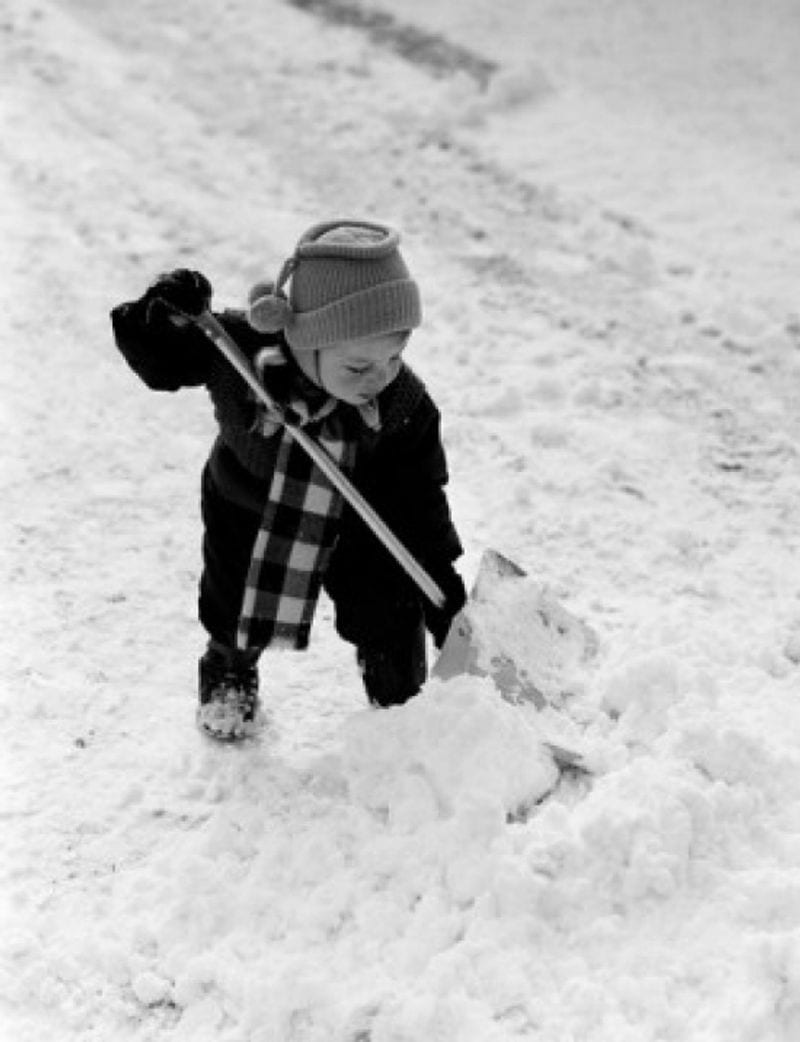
{"left": 310, "top": 332, "right": 409, "bottom": 404}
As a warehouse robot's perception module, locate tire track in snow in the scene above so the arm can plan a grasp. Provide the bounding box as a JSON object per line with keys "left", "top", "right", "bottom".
{"left": 287, "top": 0, "right": 498, "bottom": 86}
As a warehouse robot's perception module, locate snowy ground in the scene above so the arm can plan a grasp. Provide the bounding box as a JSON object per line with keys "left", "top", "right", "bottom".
{"left": 3, "top": 0, "right": 800, "bottom": 1039}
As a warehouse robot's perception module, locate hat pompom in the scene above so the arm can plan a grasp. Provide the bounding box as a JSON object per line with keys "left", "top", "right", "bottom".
{"left": 247, "top": 280, "right": 292, "bottom": 333}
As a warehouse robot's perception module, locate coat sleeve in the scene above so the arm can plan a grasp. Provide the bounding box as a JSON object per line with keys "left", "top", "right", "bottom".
{"left": 384, "top": 397, "right": 463, "bottom": 569}
{"left": 110, "top": 292, "right": 216, "bottom": 391}
{"left": 350, "top": 392, "right": 464, "bottom": 578}
{"left": 323, "top": 388, "right": 464, "bottom": 646}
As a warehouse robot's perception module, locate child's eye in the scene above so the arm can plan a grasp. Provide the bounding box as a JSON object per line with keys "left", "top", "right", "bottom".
{"left": 344, "top": 354, "right": 402, "bottom": 376}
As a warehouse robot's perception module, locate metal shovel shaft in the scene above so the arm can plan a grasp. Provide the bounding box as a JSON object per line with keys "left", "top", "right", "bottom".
{"left": 193, "top": 311, "right": 446, "bottom": 610}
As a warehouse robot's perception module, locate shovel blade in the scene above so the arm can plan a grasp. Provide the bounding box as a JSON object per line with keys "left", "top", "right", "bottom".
{"left": 432, "top": 551, "right": 546, "bottom": 707}
{"left": 432, "top": 549, "right": 597, "bottom": 710}
{"left": 428, "top": 610, "right": 479, "bottom": 683}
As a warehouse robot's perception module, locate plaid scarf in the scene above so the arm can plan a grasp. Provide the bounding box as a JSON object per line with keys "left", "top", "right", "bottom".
{"left": 235, "top": 356, "right": 377, "bottom": 651}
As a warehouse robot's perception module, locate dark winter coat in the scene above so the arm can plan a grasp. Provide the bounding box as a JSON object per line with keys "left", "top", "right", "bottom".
{"left": 110, "top": 295, "right": 463, "bottom": 646}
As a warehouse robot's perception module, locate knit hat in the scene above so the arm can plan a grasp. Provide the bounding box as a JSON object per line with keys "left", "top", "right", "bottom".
{"left": 247, "top": 219, "right": 422, "bottom": 350}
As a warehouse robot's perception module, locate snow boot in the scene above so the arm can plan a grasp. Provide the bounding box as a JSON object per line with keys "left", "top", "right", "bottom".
{"left": 356, "top": 621, "right": 427, "bottom": 707}
{"left": 197, "top": 643, "right": 263, "bottom": 741}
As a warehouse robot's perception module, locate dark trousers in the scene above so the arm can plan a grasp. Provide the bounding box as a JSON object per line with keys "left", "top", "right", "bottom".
{"left": 199, "top": 467, "right": 426, "bottom": 705}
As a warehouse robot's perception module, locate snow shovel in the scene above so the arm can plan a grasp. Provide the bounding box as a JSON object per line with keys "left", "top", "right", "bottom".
{"left": 193, "top": 312, "right": 590, "bottom": 770}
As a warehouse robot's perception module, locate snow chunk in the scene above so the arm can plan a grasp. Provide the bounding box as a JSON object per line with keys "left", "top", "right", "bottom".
{"left": 602, "top": 653, "right": 682, "bottom": 742}
{"left": 340, "top": 676, "right": 558, "bottom": 827}
{"left": 131, "top": 970, "right": 171, "bottom": 1007}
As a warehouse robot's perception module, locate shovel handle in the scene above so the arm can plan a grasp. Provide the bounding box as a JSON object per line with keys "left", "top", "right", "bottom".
{"left": 193, "top": 311, "right": 446, "bottom": 610}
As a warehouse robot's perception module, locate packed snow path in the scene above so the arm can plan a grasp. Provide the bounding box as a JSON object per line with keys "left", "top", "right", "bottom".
{"left": 3, "top": 1, "right": 800, "bottom": 1040}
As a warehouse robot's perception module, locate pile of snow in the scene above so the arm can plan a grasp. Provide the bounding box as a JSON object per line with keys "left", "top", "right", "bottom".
{"left": 6, "top": 659, "right": 800, "bottom": 1040}
{"left": 3, "top": 680, "right": 560, "bottom": 1039}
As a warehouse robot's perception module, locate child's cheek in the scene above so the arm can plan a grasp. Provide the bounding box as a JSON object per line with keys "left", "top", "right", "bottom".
{"left": 330, "top": 373, "right": 365, "bottom": 403}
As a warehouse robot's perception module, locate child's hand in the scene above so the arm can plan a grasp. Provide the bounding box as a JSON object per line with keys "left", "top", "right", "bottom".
{"left": 145, "top": 269, "right": 212, "bottom": 325}
{"left": 424, "top": 566, "right": 467, "bottom": 648}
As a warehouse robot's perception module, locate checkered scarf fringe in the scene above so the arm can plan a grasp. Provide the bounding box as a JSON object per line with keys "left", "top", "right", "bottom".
{"left": 235, "top": 403, "right": 358, "bottom": 652}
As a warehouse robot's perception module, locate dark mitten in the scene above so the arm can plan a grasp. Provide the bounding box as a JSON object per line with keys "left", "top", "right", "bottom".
{"left": 145, "top": 268, "right": 212, "bottom": 321}
{"left": 423, "top": 565, "right": 467, "bottom": 648}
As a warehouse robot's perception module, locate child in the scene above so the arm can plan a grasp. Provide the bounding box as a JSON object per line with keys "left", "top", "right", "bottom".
{"left": 111, "top": 219, "right": 466, "bottom": 740}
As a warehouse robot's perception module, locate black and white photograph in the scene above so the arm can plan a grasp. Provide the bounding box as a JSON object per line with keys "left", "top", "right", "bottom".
{"left": 3, "top": 0, "right": 800, "bottom": 1039}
